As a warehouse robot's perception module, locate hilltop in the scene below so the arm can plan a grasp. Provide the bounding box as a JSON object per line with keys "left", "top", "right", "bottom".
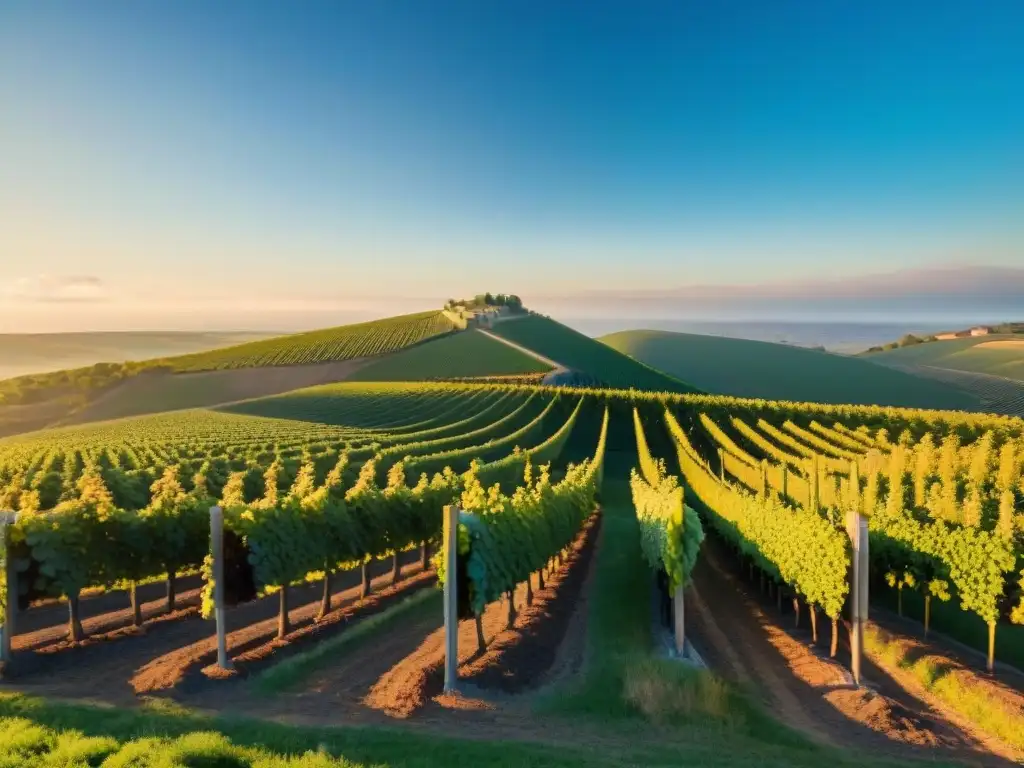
{"left": 599, "top": 329, "right": 980, "bottom": 410}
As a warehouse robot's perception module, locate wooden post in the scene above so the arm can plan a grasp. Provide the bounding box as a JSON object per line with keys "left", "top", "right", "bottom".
{"left": 210, "top": 506, "right": 231, "bottom": 671}
{"left": 846, "top": 507, "right": 869, "bottom": 686}
{"left": 442, "top": 504, "right": 459, "bottom": 694}
{"left": 849, "top": 460, "right": 861, "bottom": 514}
{"left": 0, "top": 511, "right": 17, "bottom": 671}
{"left": 673, "top": 584, "right": 686, "bottom": 656}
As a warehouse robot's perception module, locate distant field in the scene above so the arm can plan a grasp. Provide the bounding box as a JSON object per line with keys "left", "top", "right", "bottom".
{"left": 161, "top": 310, "right": 455, "bottom": 371}
{"left": 600, "top": 329, "right": 980, "bottom": 409}
{"left": 864, "top": 334, "right": 1024, "bottom": 381}
{"left": 0, "top": 331, "right": 276, "bottom": 380}
{"left": 488, "top": 315, "right": 695, "bottom": 393}
{"left": 349, "top": 329, "right": 551, "bottom": 381}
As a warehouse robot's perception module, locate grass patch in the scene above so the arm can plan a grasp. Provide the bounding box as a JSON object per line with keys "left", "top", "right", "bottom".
{"left": 623, "top": 657, "right": 734, "bottom": 724}
{"left": 0, "top": 691, "right": 857, "bottom": 768}
{"left": 0, "top": 691, "right": 915, "bottom": 768}
{"left": 255, "top": 587, "right": 441, "bottom": 694}
{"left": 864, "top": 626, "right": 1024, "bottom": 751}
{"left": 0, "top": 693, "right": 620, "bottom": 768}
{"left": 541, "top": 447, "right": 818, "bottom": 754}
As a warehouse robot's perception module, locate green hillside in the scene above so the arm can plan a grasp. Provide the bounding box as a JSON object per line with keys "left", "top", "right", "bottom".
{"left": 161, "top": 310, "right": 455, "bottom": 371}
{"left": 0, "top": 331, "right": 277, "bottom": 381}
{"left": 864, "top": 334, "right": 1024, "bottom": 381}
{"left": 0, "top": 311, "right": 457, "bottom": 435}
{"left": 488, "top": 315, "right": 696, "bottom": 393}
{"left": 349, "top": 328, "right": 551, "bottom": 381}
{"left": 600, "top": 329, "right": 980, "bottom": 409}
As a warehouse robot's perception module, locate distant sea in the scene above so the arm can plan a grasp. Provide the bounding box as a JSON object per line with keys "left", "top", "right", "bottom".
{"left": 560, "top": 319, "right": 956, "bottom": 354}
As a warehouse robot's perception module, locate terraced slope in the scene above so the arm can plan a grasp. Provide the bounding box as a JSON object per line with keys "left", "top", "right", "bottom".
{"left": 160, "top": 311, "right": 455, "bottom": 371}
{"left": 349, "top": 329, "right": 551, "bottom": 381}
{"left": 488, "top": 315, "right": 696, "bottom": 393}
{"left": 601, "top": 329, "right": 978, "bottom": 410}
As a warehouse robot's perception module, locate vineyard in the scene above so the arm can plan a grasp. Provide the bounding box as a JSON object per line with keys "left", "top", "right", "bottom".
{"left": 881, "top": 363, "right": 1024, "bottom": 418}
{"left": 1, "top": 370, "right": 1023, "bottom": 765}
{"left": 349, "top": 329, "right": 552, "bottom": 381}
{"left": 162, "top": 311, "right": 457, "bottom": 371}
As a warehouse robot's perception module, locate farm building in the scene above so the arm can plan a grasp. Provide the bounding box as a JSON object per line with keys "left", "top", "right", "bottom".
{"left": 970, "top": 326, "right": 992, "bottom": 336}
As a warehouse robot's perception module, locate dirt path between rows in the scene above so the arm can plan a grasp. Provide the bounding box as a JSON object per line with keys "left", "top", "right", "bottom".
{"left": 8, "top": 550, "right": 427, "bottom": 704}
{"left": 687, "top": 537, "right": 1019, "bottom": 766}
{"left": 188, "top": 512, "right": 605, "bottom": 755}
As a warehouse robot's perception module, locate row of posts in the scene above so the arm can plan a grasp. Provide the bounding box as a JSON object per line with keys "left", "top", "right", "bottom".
{"left": 0, "top": 496, "right": 864, "bottom": 688}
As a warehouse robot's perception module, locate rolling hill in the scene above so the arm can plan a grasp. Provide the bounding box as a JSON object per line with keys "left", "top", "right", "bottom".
{"left": 0, "top": 310, "right": 457, "bottom": 436}
{"left": 160, "top": 310, "right": 455, "bottom": 371}
{"left": 599, "top": 329, "right": 980, "bottom": 409}
{"left": 487, "top": 315, "right": 696, "bottom": 392}
{"left": 863, "top": 334, "right": 1024, "bottom": 381}
{"left": 0, "top": 331, "right": 277, "bottom": 381}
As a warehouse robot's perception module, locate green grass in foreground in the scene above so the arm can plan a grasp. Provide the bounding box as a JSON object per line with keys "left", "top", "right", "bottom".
{"left": 256, "top": 588, "right": 441, "bottom": 693}
{"left": 349, "top": 329, "right": 551, "bottom": 382}
{"left": 864, "top": 626, "right": 1024, "bottom": 751}
{"left": 600, "top": 329, "right": 979, "bottom": 409}
{"left": 0, "top": 691, "right": 921, "bottom": 768}
{"left": 0, "top": 694, "right": 633, "bottom": 768}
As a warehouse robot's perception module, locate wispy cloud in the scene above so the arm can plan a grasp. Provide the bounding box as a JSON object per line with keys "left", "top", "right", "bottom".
{"left": 1, "top": 275, "right": 108, "bottom": 303}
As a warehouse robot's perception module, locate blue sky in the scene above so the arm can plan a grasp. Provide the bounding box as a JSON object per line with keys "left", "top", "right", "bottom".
{"left": 1, "top": 1, "right": 1022, "bottom": 331}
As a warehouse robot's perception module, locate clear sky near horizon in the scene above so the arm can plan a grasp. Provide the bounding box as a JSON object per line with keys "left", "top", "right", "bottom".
{"left": 1, "top": 1, "right": 1022, "bottom": 332}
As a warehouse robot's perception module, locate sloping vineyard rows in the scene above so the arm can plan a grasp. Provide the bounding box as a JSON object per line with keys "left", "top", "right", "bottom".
{"left": 476, "top": 395, "right": 586, "bottom": 490}
{"left": 441, "top": 406, "right": 609, "bottom": 622}
{"left": 666, "top": 408, "right": 852, "bottom": 652}
{"left": 402, "top": 394, "right": 565, "bottom": 481}
{"left": 1, "top": 379, "right": 1021, "bottom": 656}
{"left": 374, "top": 392, "right": 538, "bottom": 478}
{"left": 0, "top": 383, "right": 581, "bottom": 641}
{"left": 678, "top": 405, "right": 1024, "bottom": 668}
{"left": 163, "top": 311, "right": 456, "bottom": 372}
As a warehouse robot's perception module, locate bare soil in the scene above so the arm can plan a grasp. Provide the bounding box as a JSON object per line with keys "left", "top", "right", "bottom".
{"left": 687, "top": 536, "right": 1021, "bottom": 766}
{"left": 7, "top": 550, "right": 427, "bottom": 704}
{"left": 205, "top": 513, "right": 603, "bottom": 734}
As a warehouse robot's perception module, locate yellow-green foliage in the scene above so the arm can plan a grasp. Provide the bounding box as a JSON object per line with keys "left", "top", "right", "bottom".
{"left": 667, "top": 409, "right": 849, "bottom": 618}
